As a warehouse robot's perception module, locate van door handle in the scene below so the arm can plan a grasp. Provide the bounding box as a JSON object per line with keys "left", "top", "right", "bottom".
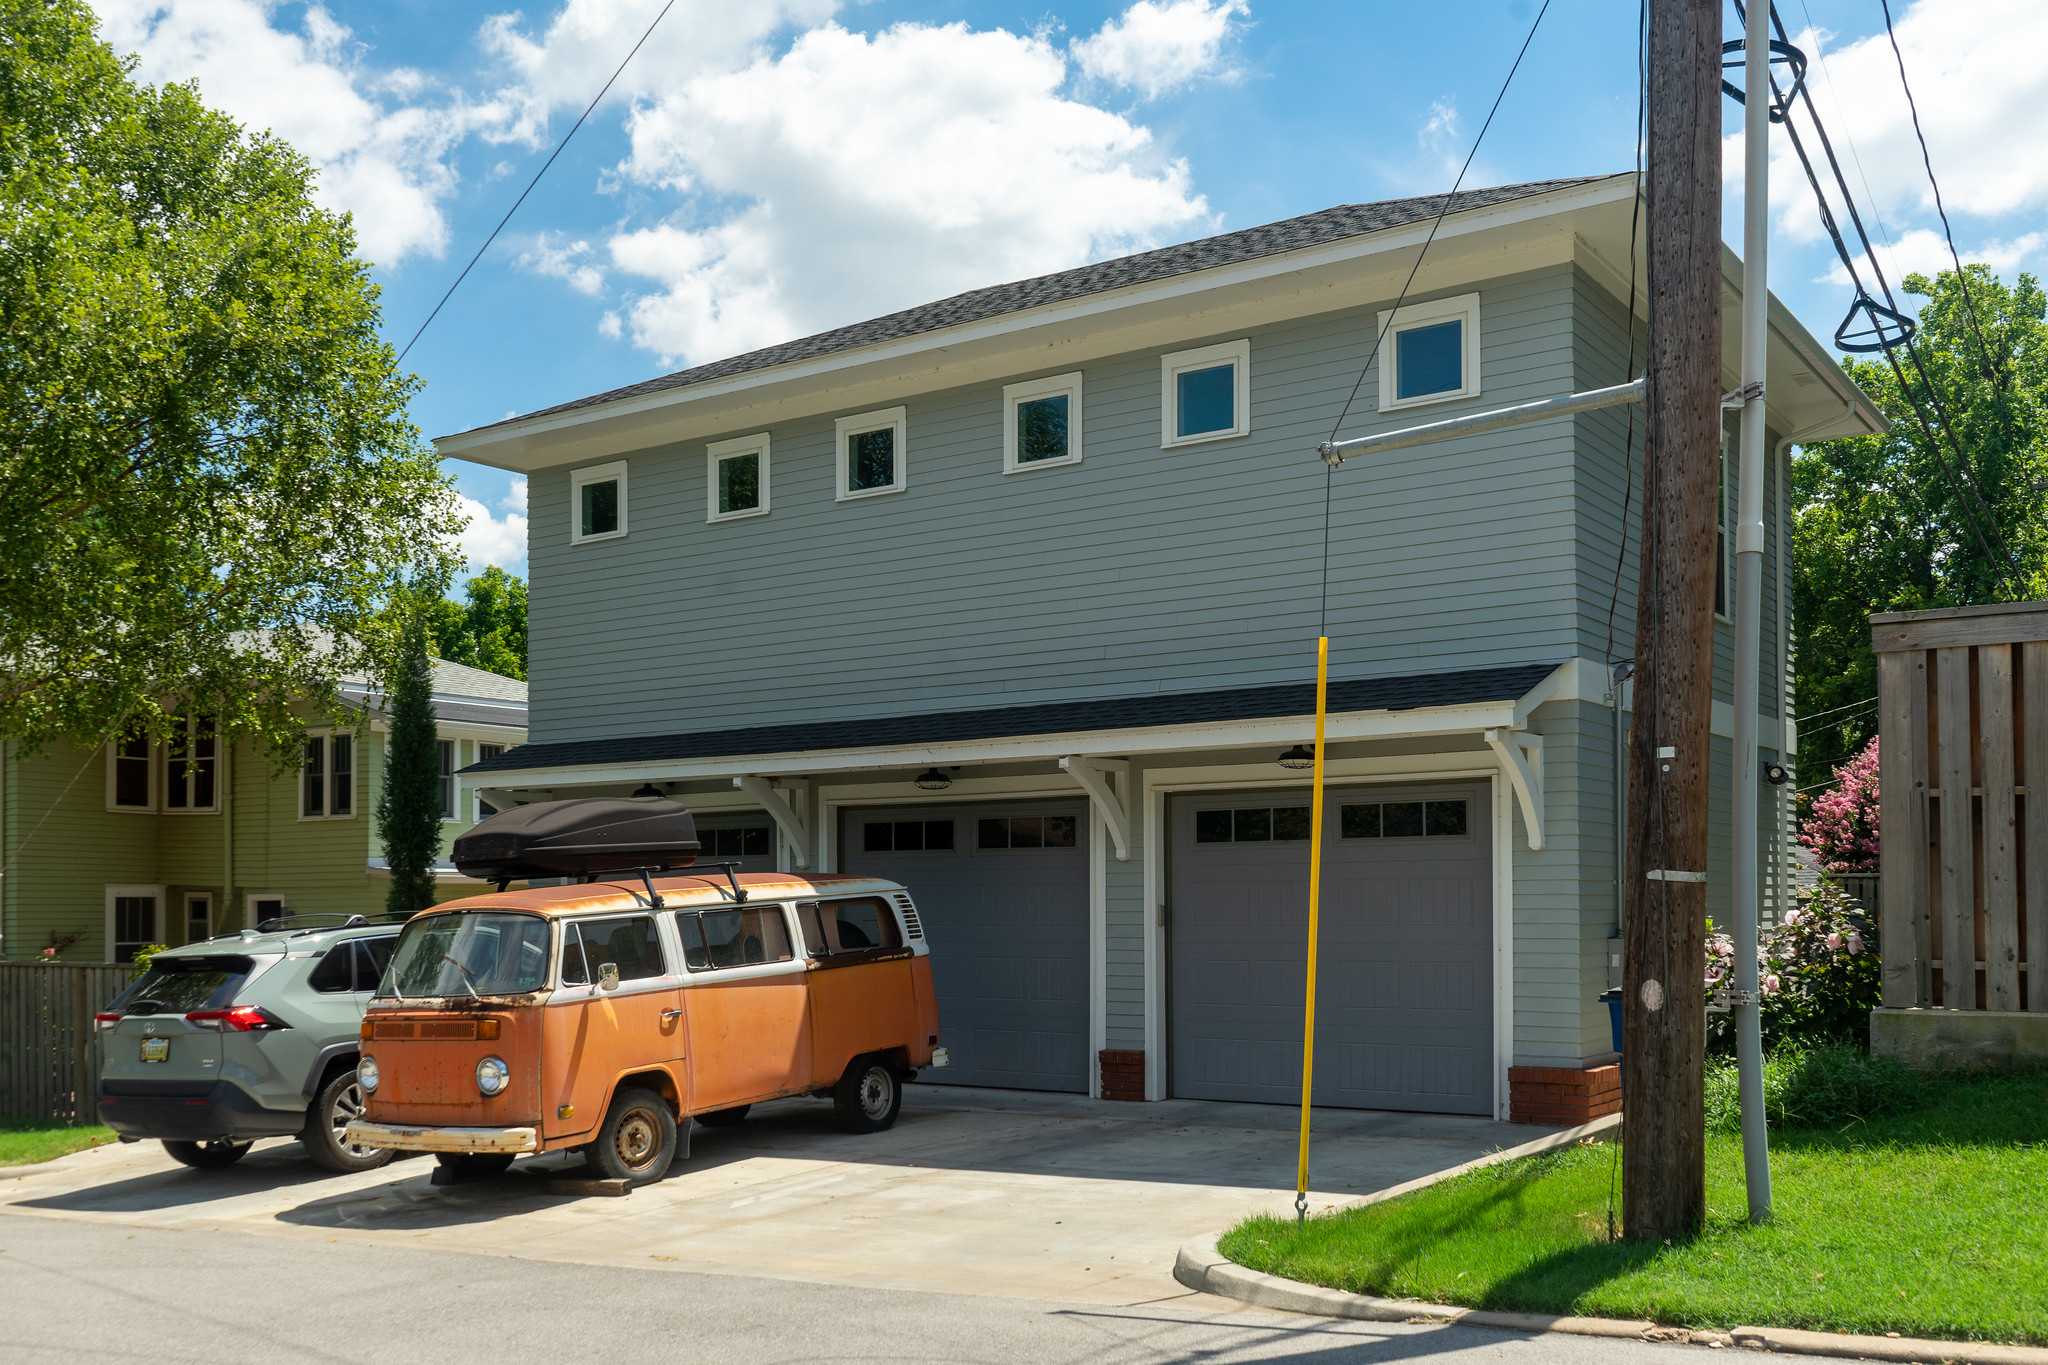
{"left": 660, "top": 1009, "right": 682, "bottom": 1022}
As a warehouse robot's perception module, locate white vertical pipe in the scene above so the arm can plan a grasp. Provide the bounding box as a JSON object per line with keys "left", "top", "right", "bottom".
{"left": 1732, "top": 0, "right": 1774, "bottom": 1224}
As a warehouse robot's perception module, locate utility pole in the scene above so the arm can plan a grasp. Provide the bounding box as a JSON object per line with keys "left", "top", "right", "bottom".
{"left": 1729, "top": 0, "right": 1775, "bottom": 1224}
{"left": 1623, "top": 0, "right": 1720, "bottom": 1243}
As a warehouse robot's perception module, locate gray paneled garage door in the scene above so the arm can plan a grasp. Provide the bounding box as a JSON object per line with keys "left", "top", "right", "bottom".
{"left": 1169, "top": 785, "right": 1492, "bottom": 1114}
{"left": 840, "top": 800, "right": 1089, "bottom": 1092}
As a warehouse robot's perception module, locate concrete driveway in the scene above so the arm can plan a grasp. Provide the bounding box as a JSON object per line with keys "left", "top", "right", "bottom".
{"left": 4, "top": 1084, "right": 1565, "bottom": 1306}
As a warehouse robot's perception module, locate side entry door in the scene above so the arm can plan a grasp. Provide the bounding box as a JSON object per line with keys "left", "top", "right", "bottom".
{"left": 541, "top": 914, "right": 684, "bottom": 1145}
{"left": 674, "top": 903, "right": 811, "bottom": 1112}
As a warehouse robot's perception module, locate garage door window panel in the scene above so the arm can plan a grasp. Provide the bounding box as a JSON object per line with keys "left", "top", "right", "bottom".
{"left": 977, "top": 815, "right": 1076, "bottom": 849}
{"left": 1339, "top": 799, "right": 1469, "bottom": 840}
{"left": 863, "top": 819, "right": 954, "bottom": 853}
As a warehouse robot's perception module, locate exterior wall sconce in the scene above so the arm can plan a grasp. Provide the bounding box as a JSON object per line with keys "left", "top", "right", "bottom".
{"left": 913, "top": 768, "right": 953, "bottom": 791}
{"left": 1277, "top": 746, "right": 1314, "bottom": 770}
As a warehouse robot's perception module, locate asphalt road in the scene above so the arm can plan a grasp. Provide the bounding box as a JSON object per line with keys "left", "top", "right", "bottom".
{"left": 1, "top": 1214, "right": 1723, "bottom": 1365}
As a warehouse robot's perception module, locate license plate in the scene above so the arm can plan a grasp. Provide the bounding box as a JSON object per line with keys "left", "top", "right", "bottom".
{"left": 139, "top": 1038, "right": 169, "bottom": 1063}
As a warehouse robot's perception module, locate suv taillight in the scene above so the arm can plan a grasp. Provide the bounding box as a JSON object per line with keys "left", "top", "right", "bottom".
{"left": 185, "top": 1006, "right": 289, "bottom": 1032}
{"left": 94, "top": 1012, "right": 124, "bottom": 1031}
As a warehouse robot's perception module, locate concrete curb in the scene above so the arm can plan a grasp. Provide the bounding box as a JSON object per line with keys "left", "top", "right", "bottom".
{"left": 1176, "top": 1112, "right": 2048, "bottom": 1364}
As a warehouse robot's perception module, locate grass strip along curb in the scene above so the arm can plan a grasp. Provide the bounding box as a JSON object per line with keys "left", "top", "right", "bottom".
{"left": 1175, "top": 1233, "right": 2048, "bottom": 1365}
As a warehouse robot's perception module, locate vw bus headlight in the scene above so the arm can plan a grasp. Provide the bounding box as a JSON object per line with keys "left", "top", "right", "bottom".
{"left": 476, "top": 1055, "right": 510, "bottom": 1097}
{"left": 357, "top": 1055, "right": 379, "bottom": 1093}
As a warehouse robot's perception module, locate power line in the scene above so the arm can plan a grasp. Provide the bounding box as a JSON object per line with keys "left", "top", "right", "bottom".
{"left": 1599, "top": 0, "right": 1648, "bottom": 674}
{"left": 1793, "top": 693, "right": 1878, "bottom": 728}
{"left": 396, "top": 0, "right": 680, "bottom": 366}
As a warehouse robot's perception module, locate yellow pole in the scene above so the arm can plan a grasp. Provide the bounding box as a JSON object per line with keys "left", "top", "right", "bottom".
{"left": 1294, "top": 635, "right": 1330, "bottom": 1227}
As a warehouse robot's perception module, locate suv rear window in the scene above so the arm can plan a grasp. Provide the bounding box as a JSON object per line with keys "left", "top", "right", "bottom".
{"left": 109, "top": 956, "right": 256, "bottom": 1014}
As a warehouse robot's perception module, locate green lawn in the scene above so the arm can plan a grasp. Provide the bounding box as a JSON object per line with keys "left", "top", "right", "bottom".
{"left": 1221, "top": 1070, "right": 2048, "bottom": 1345}
{"left": 0, "top": 1121, "right": 118, "bottom": 1167}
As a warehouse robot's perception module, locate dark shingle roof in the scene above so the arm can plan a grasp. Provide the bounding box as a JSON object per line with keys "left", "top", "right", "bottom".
{"left": 476, "top": 178, "right": 1608, "bottom": 433}
{"left": 463, "top": 662, "right": 1560, "bottom": 775}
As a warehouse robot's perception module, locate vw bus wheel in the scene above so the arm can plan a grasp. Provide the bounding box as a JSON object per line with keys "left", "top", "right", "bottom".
{"left": 590, "top": 1088, "right": 677, "bottom": 1184}
{"left": 832, "top": 1055, "right": 902, "bottom": 1135}
{"left": 163, "top": 1138, "right": 253, "bottom": 1170}
{"left": 304, "top": 1069, "right": 394, "bottom": 1174}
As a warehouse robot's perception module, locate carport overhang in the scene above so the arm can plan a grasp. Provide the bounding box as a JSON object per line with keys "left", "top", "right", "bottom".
{"left": 467, "top": 659, "right": 1579, "bottom": 864}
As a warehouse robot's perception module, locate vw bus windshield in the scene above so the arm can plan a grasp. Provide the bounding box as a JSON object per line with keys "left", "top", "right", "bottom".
{"left": 379, "top": 913, "right": 550, "bottom": 998}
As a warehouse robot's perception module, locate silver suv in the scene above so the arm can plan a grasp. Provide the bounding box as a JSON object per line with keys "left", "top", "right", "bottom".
{"left": 96, "top": 917, "right": 401, "bottom": 1173}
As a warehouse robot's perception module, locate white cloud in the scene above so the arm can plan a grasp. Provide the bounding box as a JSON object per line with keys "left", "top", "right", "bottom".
{"left": 1732, "top": 0, "right": 2048, "bottom": 267}
{"left": 457, "top": 479, "right": 528, "bottom": 575}
{"left": 517, "top": 232, "right": 607, "bottom": 296}
{"left": 1071, "top": 0, "right": 1248, "bottom": 101}
{"left": 603, "top": 21, "right": 1213, "bottom": 365}
{"left": 1822, "top": 228, "right": 2048, "bottom": 289}
{"left": 91, "top": 1, "right": 475, "bottom": 263}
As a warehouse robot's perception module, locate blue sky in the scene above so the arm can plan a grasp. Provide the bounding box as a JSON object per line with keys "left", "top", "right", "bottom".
{"left": 91, "top": 0, "right": 2048, "bottom": 579}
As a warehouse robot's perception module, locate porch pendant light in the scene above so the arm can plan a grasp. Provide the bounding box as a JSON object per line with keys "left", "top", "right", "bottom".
{"left": 913, "top": 768, "right": 953, "bottom": 791}
{"left": 1277, "top": 745, "right": 1314, "bottom": 771}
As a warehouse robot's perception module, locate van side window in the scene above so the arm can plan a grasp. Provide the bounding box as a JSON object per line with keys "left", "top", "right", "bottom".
{"left": 676, "top": 906, "right": 794, "bottom": 971}
{"left": 809, "top": 897, "right": 903, "bottom": 955}
{"left": 563, "top": 916, "right": 666, "bottom": 983}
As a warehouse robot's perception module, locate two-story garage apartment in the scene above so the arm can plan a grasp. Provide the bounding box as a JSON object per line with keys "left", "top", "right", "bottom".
{"left": 446, "top": 174, "right": 1883, "bottom": 1122}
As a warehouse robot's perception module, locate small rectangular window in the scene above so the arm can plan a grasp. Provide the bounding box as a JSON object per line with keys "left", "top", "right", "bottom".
{"left": 976, "top": 815, "right": 1076, "bottom": 849}
{"left": 1232, "top": 807, "right": 1271, "bottom": 842}
{"left": 330, "top": 734, "right": 352, "bottom": 816}
{"left": 476, "top": 743, "right": 503, "bottom": 819}
{"left": 1194, "top": 809, "right": 1231, "bottom": 843}
{"left": 185, "top": 894, "right": 211, "bottom": 944}
{"left": 705, "top": 826, "right": 774, "bottom": 857}
{"left": 864, "top": 819, "right": 955, "bottom": 852}
{"left": 1341, "top": 803, "right": 1380, "bottom": 839}
{"left": 707, "top": 433, "right": 770, "bottom": 522}
{"left": 1382, "top": 801, "right": 1426, "bottom": 837}
{"left": 1378, "top": 293, "right": 1480, "bottom": 411}
{"left": 570, "top": 461, "right": 628, "bottom": 543}
{"left": 1425, "top": 799, "right": 1469, "bottom": 837}
{"left": 1160, "top": 341, "right": 1251, "bottom": 447}
{"left": 112, "top": 895, "right": 157, "bottom": 963}
{"left": 165, "top": 715, "right": 218, "bottom": 812}
{"left": 438, "top": 740, "right": 456, "bottom": 820}
{"left": 677, "top": 906, "right": 795, "bottom": 971}
{"left": 303, "top": 737, "right": 325, "bottom": 816}
{"left": 835, "top": 408, "right": 907, "bottom": 501}
{"left": 1002, "top": 373, "right": 1083, "bottom": 473}
{"left": 112, "top": 728, "right": 153, "bottom": 810}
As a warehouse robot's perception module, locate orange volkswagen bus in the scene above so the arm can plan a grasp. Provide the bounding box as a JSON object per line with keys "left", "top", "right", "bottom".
{"left": 344, "top": 798, "right": 944, "bottom": 1184}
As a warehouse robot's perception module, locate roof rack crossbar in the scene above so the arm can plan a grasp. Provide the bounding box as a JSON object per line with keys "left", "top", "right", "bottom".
{"left": 578, "top": 862, "right": 749, "bottom": 906}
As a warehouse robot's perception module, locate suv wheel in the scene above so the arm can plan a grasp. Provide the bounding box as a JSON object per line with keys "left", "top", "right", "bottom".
{"left": 163, "top": 1138, "right": 252, "bottom": 1170}
{"left": 303, "top": 1068, "right": 394, "bottom": 1173}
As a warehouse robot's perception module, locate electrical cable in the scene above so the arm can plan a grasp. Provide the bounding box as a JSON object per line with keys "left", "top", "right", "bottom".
{"left": 1599, "top": 0, "right": 1649, "bottom": 678}
{"left": 1792, "top": 693, "right": 1877, "bottom": 727}
{"left": 395, "top": 0, "right": 680, "bottom": 366}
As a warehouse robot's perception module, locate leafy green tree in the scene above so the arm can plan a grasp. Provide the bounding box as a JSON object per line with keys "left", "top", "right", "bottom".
{"left": 376, "top": 605, "right": 441, "bottom": 918}
{"left": 424, "top": 567, "right": 527, "bottom": 680}
{"left": 0, "top": 0, "right": 459, "bottom": 759}
{"left": 1792, "top": 266, "right": 2048, "bottom": 783}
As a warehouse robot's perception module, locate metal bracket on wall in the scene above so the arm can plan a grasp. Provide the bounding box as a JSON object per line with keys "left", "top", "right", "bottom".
{"left": 733, "top": 775, "right": 811, "bottom": 870}
{"left": 1482, "top": 728, "right": 1546, "bottom": 851}
{"left": 1058, "top": 756, "right": 1132, "bottom": 861}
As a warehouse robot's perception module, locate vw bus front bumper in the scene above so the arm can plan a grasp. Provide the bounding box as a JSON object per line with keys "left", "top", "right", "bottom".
{"left": 344, "top": 1120, "right": 538, "bottom": 1154}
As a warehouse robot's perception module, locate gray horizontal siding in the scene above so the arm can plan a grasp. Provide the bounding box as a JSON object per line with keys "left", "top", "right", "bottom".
{"left": 524, "top": 264, "right": 1587, "bottom": 743}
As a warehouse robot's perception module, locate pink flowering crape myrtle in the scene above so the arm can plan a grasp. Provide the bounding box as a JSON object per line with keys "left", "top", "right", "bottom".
{"left": 1799, "top": 737, "right": 1880, "bottom": 874}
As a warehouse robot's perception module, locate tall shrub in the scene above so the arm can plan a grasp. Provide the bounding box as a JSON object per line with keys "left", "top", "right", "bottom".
{"left": 377, "top": 609, "right": 441, "bottom": 918}
{"left": 1800, "top": 736, "right": 1880, "bottom": 873}
{"left": 1707, "top": 882, "right": 1881, "bottom": 1052}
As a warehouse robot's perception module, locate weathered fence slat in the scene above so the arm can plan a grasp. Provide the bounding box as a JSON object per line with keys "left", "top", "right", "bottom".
{"left": 1879, "top": 649, "right": 1920, "bottom": 1007}
{"left": 1936, "top": 647, "right": 1977, "bottom": 1007}
{"left": 0, "top": 964, "right": 135, "bottom": 1123}
{"left": 2027, "top": 641, "right": 2048, "bottom": 1012}
{"left": 1980, "top": 644, "right": 2020, "bottom": 1011}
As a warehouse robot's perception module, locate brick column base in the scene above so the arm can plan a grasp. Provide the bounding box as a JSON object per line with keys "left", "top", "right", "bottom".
{"left": 1508, "top": 1063, "right": 1620, "bottom": 1125}
{"left": 1098, "top": 1049, "right": 1145, "bottom": 1101}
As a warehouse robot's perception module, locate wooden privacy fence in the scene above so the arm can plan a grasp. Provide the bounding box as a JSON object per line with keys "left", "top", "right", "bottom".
{"left": 1875, "top": 602, "right": 2048, "bottom": 1012}
{"left": 1, "top": 964, "right": 136, "bottom": 1123}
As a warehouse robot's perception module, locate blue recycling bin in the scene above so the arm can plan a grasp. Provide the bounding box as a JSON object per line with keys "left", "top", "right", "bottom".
{"left": 1598, "top": 987, "right": 1623, "bottom": 1064}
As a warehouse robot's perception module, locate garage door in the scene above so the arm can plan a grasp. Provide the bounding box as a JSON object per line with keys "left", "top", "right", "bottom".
{"left": 691, "top": 812, "right": 780, "bottom": 875}
{"left": 841, "top": 800, "right": 1089, "bottom": 1092}
{"left": 1170, "top": 785, "right": 1492, "bottom": 1114}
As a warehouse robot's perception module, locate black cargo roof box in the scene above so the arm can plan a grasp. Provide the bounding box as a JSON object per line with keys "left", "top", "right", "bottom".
{"left": 452, "top": 797, "right": 701, "bottom": 882}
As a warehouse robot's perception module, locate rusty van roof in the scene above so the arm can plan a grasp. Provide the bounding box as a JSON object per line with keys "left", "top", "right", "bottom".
{"left": 420, "top": 871, "right": 902, "bottom": 919}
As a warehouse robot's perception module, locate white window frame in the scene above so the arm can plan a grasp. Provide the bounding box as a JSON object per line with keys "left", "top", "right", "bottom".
{"left": 105, "top": 729, "right": 158, "bottom": 813}
{"left": 706, "top": 433, "right": 771, "bottom": 522}
{"left": 440, "top": 738, "right": 460, "bottom": 823}
{"left": 299, "top": 729, "right": 356, "bottom": 821}
{"left": 161, "top": 714, "right": 221, "bottom": 816}
{"left": 1160, "top": 340, "right": 1251, "bottom": 448}
{"left": 1377, "top": 292, "right": 1482, "bottom": 412}
{"left": 105, "top": 884, "right": 165, "bottom": 964}
{"left": 834, "top": 407, "right": 908, "bottom": 502}
{"left": 1002, "top": 372, "right": 1084, "bottom": 474}
{"left": 247, "top": 892, "right": 287, "bottom": 929}
{"left": 570, "top": 460, "right": 629, "bottom": 544}
{"left": 184, "top": 891, "right": 213, "bottom": 945}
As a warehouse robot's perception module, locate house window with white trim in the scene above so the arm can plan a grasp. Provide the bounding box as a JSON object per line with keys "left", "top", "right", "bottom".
{"left": 163, "top": 715, "right": 219, "bottom": 813}
{"left": 707, "top": 434, "right": 770, "bottom": 521}
{"left": 106, "top": 885, "right": 163, "bottom": 964}
{"left": 834, "top": 407, "right": 907, "bottom": 500}
{"left": 1160, "top": 340, "right": 1251, "bottom": 447}
{"left": 570, "top": 461, "right": 628, "bottom": 542}
{"left": 1003, "top": 373, "right": 1083, "bottom": 472}
{"left": 108, "top": 726, "right": 155, "bottom": 811}
{"left": 1377, "top": 293, "right": 1481, "bottom": 411}
{"left": 439, "top": 739, "right": 457, "bottom": 820}
{"left": 301, "top": 731, "right": 353, "bottom": 818}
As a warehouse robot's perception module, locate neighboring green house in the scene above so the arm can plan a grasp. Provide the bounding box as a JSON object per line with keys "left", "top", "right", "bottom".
{"left": 0, "top": 660, "right": 527, "bottom": 963}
